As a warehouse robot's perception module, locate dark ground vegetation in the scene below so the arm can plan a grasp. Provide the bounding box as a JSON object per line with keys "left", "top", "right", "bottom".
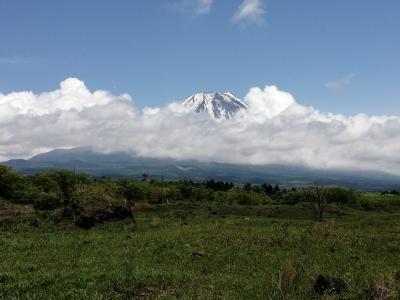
{"left": 1, "top": 165, "right": 400, "bottom": 299}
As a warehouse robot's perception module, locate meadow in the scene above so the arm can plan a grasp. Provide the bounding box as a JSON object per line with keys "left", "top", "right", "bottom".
{"left": 1, "top": 166, "right": 400, "bottom": 299}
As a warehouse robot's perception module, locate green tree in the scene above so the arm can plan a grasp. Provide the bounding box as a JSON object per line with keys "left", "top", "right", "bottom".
{"left": 262, "top": 183, "right": 274, "bottom": 195}
{"left": 304, "top": 185, "right": 327, "bottom": 221}
{"left": 274, "top": 184, "right": 280, "bottom": 194}
{"left": 243, "top": 183, "right": 252, "bottom": 192}
{"left": 325, "top": 187, "right": 357, "bottom": 206}
{"left": 0, "top": 165, "right": 18, "bottom": 199}
{"left": 40, "top": 170, "right": 90, "bottom": 209}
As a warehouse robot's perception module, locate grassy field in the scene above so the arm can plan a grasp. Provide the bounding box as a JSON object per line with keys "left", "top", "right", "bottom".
{"left": 1, "top": 202, "right": 400, "bottom": 299}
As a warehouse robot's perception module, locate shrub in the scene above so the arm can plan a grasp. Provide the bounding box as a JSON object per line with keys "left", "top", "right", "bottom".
{"left": 282, "top": 190, "right": 308, "bottom": 204}
{"left": 9, "top": 179, "right": 41, "bottom": 205}
{"left": 325, "top": 187, "right": 357, "bottom": 205}
{"left": 353, "top": 193, "right": 400, "bottom": 211}
{"left": 221, "top": 188, "right": 266, "bottom": 205}
{"left": 33, "top": 192, "right": 61, "bottom": 210}
{"left": 118, "top": 180, "right": 145, "bottom": 203}
{"left": 70, "top": 185, "right": 133, "bottom": 229}
{"left": 0, "top": 165, "right": 18, "bottom": 200}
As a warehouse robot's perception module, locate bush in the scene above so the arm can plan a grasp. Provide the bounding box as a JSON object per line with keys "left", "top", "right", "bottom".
{"left": 173, "top": 184, "right": 212, "bottom": 202}
{"left": 9, "top": 179, "right": 41, "bottom": 205}
{"left": 75, "top": 205, "right": 132, "bottom": 229}
{"left": 34, "top": 170, "right": 90, "bottom": 206}
{"left": 325, "top": 187, "right": 357, "bottom": 205}
{"left": 282, "top": 190, "right": 309, "bottom": 204}
{"left": 0, "top": 165, "right": 18, "bottom": 200}
{"left": 354, "top": 193, "right": 400, "bottom": 211}
{"left": 33, "top": 192, "right": 61, "bottom": 210}
{"left": 217, "top": 188, "right": 267, "bottom": 205}
{"left": 70, "top": 185, "right": 133, "bottom": 229}
{"left": 118, "top": 180, "right": 145, "bottom": 203}
{"left": 30, "top": 172, "right": 61, "bottom": 194}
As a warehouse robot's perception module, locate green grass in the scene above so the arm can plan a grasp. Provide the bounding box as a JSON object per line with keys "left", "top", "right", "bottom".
{"left": 1, "top": 203, "right": 400, "bottom": 299}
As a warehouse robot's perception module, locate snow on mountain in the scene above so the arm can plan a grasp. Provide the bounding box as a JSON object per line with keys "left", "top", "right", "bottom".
{"left": 181, "top": 92, "right": 247, "bottom": 119}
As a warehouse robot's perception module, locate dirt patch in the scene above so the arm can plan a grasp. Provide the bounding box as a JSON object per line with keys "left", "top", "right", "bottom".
{"left": 0, "top": 200, "right": 32, "bottom": 218}
{"left": 112, "top": 283, "right": 177, "bottom": 299}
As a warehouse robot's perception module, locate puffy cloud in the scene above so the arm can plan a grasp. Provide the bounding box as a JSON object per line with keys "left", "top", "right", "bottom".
{"left": 0, "top": 78, "right": 134, "bottom": 159}
{"left": 1, "top": 78, "right": 400, "bottom": 175}
{"left": 233, "top": 0, "right": 266, "bottom": 24}
{"left": 0, "top": 78, "right": 131, "bottom": 117}
{"left": 242, "top": 85, "right": 296, "bottom": 122}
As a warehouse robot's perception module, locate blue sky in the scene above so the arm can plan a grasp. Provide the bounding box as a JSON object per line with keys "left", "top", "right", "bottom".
{"left": 0, "top": 0, "right": 399, "bottom": 115}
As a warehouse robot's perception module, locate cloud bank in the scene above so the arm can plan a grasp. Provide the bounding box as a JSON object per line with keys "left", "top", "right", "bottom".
{"left": 1, "top": 78, "right": 400, "bottom": 175}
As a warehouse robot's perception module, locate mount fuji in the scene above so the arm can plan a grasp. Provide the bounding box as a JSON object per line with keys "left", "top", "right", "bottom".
{"left": 181, "top": 92, "right": 247, "bottom": 119}
{"left": 2, "top": 91, "right": 400, "bottom": 190}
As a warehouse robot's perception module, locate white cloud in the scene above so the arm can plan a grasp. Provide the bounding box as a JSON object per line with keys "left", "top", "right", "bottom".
{"left": 1, "top": 78, "right": 400, "bottom": 175}
{"left": 325, "top": 74, "right": 355, "bottom": 90}
{"left": 233, "top": 0, "right": 266, "bottom": 24}
{"left": 172, "top": 0, "right": 214, "bottom": 15}
{"left": 197, "top": 0, "right": 213, "bottom": 14}
{"left": 243, "top": 85, "right": 295, "bottom": 122}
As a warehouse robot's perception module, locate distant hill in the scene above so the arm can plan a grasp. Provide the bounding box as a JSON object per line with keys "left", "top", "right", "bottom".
{"left": 2, "top": 147, "right": 400, "bottom": 191}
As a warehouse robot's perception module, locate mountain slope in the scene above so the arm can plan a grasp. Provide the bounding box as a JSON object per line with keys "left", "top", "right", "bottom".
{"left": 182, "top": 92, "right": 247, "bottom": 119}
{"left": 3, "top": 148, "right": 400, "bottom": 191}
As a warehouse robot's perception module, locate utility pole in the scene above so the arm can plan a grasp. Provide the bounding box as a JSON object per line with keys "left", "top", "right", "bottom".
{"left": 73, "top": 166, "right": 76, "bottom": 196}
{"left": 161, "top": 175, "right": 164, "bottom": 204}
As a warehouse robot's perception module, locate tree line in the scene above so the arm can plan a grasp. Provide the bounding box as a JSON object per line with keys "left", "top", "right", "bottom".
{"left": 2, "top": 165, "right": 399, "bottom": 225}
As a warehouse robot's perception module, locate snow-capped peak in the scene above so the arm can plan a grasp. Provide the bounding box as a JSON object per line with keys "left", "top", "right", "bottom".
{"left": 181, "top": 92, "right": 247, "bottom": 119}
